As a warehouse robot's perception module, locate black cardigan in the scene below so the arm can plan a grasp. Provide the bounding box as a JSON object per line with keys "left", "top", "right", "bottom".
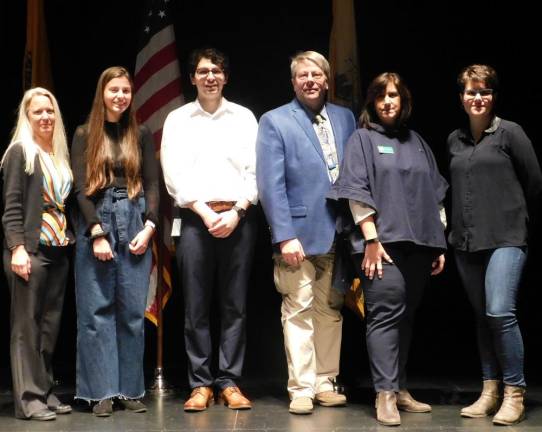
{"left": 2, "top": 143, "right": 74, "bottom": 253}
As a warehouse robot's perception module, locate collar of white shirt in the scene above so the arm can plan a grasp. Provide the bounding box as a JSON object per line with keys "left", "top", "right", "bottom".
{"left": 190, "top": 97, "right": 234, "bottom": 118}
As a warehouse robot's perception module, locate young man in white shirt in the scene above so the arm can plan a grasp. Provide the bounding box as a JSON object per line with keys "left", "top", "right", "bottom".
{"left": 161, "top": 47, "right": 258, "bottom": 412}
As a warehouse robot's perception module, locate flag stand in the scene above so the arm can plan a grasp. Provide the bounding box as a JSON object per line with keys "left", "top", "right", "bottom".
{"left": 149, "top": 216, "right": 173, "bottom": 396}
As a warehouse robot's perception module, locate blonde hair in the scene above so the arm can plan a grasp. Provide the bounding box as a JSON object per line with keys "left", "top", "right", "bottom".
{"left": 1, "top": 87, "right": 72, "bottom": 178}
{"left": 290, "top": 50, "right": 331, "bottom": 80}
{"left": 85, "top": 66, "right": 141, "bottom": 199}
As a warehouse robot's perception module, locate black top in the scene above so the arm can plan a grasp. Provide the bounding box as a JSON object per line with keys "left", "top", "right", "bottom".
{"left": 330, "top": 124, "right": 448, "bottom": 253}
{"left": 447, "top": 117, "right": 542, "bottom": 252}
{"left": 71, "top": 121, "right": 159, "bottom": 234}
{"left": 2, "top": 144, "right": 74, "bottom": 252}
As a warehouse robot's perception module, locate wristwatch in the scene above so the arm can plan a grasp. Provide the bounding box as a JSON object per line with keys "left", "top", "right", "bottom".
{"left": 232, "top": 205, "right": 246, "bottom": 218}
{"left": 364, "top": 237, "right": 380, "bottom": 245}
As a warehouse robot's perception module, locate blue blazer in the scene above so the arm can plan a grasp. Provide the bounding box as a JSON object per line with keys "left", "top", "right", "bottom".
{"left": 256, "top": 98, "right": 356, "bottom": 256}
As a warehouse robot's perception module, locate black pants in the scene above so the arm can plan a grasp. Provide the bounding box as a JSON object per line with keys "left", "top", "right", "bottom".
{"left": 3, "top": 245, "right": 68, "bottom": 418}
{"left": 175, "top": 208, "right": 257, "bottom": 390}
{"left": 356, "top": 243, "right": 437, "bottom": 391}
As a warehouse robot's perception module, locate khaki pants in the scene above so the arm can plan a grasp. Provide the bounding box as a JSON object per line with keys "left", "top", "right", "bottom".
{"left": 274, "top": 253, "right": 343, "bottom": 399}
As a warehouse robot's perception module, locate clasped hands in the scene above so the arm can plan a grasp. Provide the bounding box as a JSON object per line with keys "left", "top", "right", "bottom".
{"left": 92, "top": 224, "right": 155, "bottom": 261}
{"left": 202, "top": 209, "right": 239, "bottom": 238}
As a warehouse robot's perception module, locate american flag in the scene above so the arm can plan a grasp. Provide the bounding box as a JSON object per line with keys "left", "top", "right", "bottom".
{"left": 134, "top": 0, "right": 183, "bottom": 325}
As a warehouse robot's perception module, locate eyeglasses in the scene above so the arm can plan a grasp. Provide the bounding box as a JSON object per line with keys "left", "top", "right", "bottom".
{"left": 464, "top": 88, "right": 494, "bottom": 99}
{"left": 195, "top": 68, "right": 224, "bottom": 78}
{"left": 296, "top": 71, "right": 325, "bottom": 82}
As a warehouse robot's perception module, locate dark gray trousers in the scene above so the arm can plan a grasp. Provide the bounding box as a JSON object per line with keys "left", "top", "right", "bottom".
{"left": 175, "top": 208, "right": 257, "bottom": 390}
{"left": 3, "top": 245, "right": 68, "bottom": 418}
{"left": 357, "top": 243, "right": 437, "bottom": 391}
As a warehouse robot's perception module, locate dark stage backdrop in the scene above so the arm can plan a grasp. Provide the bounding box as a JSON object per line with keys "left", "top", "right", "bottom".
{"left": 1, "top": 0, "right": 541, "bottom": 391}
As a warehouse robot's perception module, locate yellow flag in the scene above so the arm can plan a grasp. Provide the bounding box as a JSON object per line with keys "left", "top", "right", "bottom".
{"left": 23, "top": 0, "right": 53, "bottom": 91}
{"left": 329, "top": 0, "right": 360, "bottom": 113}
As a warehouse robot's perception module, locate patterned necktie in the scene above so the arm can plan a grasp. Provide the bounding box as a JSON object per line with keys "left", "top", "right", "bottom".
{"left": 314, "top": 114, "right": 339, "bottom": 183}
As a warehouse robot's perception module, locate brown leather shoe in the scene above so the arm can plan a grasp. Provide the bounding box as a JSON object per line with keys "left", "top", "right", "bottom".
{"left": 375, "top": 391, "right": 401, "bottom": 426}
{"left": 184, "top": 386, "right": 214, "bottom": 412}
{"left": 493, "top": 385, "right": 525, "bottom": 426}
{"left": 219, "top": 386, "right": 252, "bottom": 410}
{"left": 461, "top": 380, "right": 500, "bottom": 418}
{"left": 397, "top": 389, "right": 431, "bottom": 413}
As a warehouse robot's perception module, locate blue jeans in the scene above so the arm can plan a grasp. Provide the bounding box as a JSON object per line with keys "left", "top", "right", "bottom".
{"left": 75, "top": 188, "right": 151, "bottom": 401}
{"left": 455, "top": 247, "right": 527, "bottom": 387}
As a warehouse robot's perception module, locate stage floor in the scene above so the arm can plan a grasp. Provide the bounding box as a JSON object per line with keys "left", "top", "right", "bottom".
{"left": 1, "top": 380, "right": 542, "bottom": 431}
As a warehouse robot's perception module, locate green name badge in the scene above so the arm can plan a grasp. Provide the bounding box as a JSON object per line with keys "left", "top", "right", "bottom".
{"left": 378, "top": 145, "right": 394, "bottom": 154}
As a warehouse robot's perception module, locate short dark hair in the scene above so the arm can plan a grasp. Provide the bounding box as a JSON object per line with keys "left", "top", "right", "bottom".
{"left": 457, "top": 64, "right": 499, "bottom": 93}
{"left": 359, "top": 72, "right": 412, "bottom": 129}
{"left": 188, "top": 47, "right": 230, "bottom": 77}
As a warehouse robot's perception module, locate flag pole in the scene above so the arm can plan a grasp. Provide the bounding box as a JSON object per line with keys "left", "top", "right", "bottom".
{"left": 149, "top": 173, "right": 173, "bottom": 396}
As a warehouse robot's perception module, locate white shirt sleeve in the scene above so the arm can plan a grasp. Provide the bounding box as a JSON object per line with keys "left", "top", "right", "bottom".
{"left": 349, "top": 199, "right": 376, "bottom": 224}
{"left": 241, "top": 110, "right": 259, "bottom": 204}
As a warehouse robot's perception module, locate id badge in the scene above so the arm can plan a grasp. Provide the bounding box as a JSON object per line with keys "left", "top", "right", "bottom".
{"left": 378, "top": 145, "right": 394, "bottom": 154}
{"left": 326, "top": 154, "right": 338, "bottom": 170}
{"left": 171, "top": 218, "right": 182, "bottom": 237}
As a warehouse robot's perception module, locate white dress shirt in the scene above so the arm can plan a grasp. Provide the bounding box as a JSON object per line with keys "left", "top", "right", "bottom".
{"left": 161, "top": 98, "right": 258, "bottom": 207}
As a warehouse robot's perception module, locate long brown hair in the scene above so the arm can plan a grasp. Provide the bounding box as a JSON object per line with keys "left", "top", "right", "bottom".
{"left": 85, "top": 66, "right": 141, "bottom": 199}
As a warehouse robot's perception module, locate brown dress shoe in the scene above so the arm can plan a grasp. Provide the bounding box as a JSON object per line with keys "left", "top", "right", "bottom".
{"left": 375, "top": 391, "right": 401, "bottom": 426}
{"left": 184, "top": 386, "right": 214, "bottom": 412}
{"left": 397, "top": 389, "right": 431, "bottom": 413}
{"left": 219, "top": 386, "right": 252, "bottom": 410}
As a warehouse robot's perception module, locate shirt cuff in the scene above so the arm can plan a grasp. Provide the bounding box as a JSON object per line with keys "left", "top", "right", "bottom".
{"left": 349, "top": 199, "right": 376, "bottom": 224}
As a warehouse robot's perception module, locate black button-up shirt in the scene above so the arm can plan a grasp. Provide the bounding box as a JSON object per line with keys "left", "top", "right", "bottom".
{"left": 448, "top": 117, "right": 542, "bottom": 252}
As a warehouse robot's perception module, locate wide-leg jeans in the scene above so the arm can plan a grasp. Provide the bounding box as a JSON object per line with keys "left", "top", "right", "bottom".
{"left": 75, "top": 188, "right": 151, "bottom": 401}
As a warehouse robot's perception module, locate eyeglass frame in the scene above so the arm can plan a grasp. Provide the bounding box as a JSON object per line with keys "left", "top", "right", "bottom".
{"left": 463, "top": 88, "right": 494, "bottom": 99}
{"left": 194, "top": 67, "right": 225, "bottom": 78}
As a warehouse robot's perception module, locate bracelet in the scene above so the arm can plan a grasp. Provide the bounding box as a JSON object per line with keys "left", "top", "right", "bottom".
{"left": 145, "top": 220, "right": 156, "bottom": 230}
{"left": 90, "top": 230, "right": 107, "bottom": 241}
{"left": 364, "top": 237, "right": 380, "bottom": 245}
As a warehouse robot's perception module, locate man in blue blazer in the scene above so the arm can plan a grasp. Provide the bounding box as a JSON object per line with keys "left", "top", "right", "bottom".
{"left": 256, "top": 51, "right": 356, "bottom": 414}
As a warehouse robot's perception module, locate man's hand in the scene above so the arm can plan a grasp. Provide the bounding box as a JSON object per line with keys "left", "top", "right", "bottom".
{"left": 208, "top": 210, "right": 239, "bottom": 238}
{"left": 280, "top": 238, "right": 305, "bottom": 267}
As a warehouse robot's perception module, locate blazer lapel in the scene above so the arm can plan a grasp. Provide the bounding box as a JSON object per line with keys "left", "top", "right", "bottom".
{"left": 290, "top": 99, "right": 325, "bottom": 162}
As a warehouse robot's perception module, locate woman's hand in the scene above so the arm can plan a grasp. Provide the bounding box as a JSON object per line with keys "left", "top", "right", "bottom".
{"left": 129, "top": 226, "right": 154, "bottom": 255}
{"left": 11, "top": 245, "right": 31, "bottom": 281}
{"left": 93, "top": 236, "right": 114, "bottom": 261}
{"left": 431, "top": 254, "right": 445, "bottom": 275}
{"left": 362, "top": 242, "right": 393, "bottom": 280}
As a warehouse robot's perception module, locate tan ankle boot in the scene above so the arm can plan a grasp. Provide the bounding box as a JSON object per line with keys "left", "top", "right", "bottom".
{"left": 460, "top": 380, "right": 500, "bottom": 418}
{"left": 375, "top": 391, "right": 401, "bottom": 426}
{"left": 396, "top": 389, "right": 431, "bottom": 413}
{"left": 493, "top": 385, "right": 525, "bottom": 425}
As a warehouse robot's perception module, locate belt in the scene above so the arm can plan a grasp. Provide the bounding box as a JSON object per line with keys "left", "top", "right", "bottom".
{"left": 206, "top": 201, "right": 235, "bottom": 212}
{"left": 111, "top": 187, "right": 128, "bottom": 202}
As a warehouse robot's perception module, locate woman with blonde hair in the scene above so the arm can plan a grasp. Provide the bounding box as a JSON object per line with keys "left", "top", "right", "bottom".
{"left": 71, "top": 66, "right": 159, "bottom": 416}
{"left": 2, "top": 87, "right": 73, "bottom": 420}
